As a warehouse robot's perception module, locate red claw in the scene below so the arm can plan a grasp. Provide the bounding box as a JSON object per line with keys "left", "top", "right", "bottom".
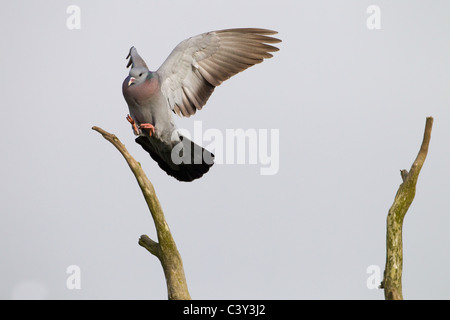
{"left": 139, "top": 123, "right": 155, "bottom": 137}
{"left": 126, "top": 114, "right": 140, "bottom": 135}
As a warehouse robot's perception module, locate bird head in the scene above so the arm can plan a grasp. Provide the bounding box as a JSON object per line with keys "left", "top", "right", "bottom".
{"left": 124, "top": 47, "right": 154, "bottom": 87}
{"left": 127, "top": 66, "right": 149, "bottom": 87}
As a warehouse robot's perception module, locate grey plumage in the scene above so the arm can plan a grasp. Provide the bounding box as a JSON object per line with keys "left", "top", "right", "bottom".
{"left": 122, "top": 28, "right": 281, "bottom": 181}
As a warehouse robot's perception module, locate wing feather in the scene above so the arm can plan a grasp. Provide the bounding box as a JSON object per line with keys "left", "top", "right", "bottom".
{"left": 157, "top": 28, "right": 281, "bottom": 117}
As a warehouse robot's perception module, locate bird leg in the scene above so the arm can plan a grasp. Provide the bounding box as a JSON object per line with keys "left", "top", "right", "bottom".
{"left": 126, "top": 114, "right": 140, "bottom": 136}
{"left": 139, "top": 123, "right": 155, "bottom": 137}
{"left": 126, "top": 115, "right": 155, "bottom": 136}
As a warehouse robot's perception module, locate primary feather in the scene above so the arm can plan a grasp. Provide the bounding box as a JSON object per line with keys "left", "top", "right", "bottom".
{"left": 157, "top": 28, "right": 281, "bottom": 117}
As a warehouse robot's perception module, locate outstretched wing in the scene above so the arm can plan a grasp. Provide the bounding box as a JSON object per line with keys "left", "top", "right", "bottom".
{"left": 157, "top": 28, "right": 281, "bottom": 117}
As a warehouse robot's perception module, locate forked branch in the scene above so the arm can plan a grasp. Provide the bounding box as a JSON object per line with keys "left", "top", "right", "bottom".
{"left": 381, "top": 117, "right": 433, "bottom": 300}
{"left": 92, "top": 126, "right": 191, "bottom": 300}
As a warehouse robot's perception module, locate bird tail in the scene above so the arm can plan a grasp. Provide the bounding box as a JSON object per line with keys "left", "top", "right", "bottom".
{"left": 135, "top": 135, "right": 214, "bottom": 182}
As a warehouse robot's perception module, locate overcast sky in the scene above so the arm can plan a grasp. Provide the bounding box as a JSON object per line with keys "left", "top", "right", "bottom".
{"left": 1, "top": 1, "right": 449, "bottom": 299}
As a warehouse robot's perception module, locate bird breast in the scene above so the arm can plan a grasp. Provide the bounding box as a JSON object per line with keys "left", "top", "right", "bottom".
{"left": 124, "top": 76, "right": 160, "bottom": 106}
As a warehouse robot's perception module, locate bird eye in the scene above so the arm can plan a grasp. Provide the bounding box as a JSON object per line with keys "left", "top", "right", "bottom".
{"left": 139, "top": 73, "right": 143, "bottom": 77}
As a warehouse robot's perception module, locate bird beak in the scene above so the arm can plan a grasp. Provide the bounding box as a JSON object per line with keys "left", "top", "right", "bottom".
{"left": 128, "top": 77, "right": 136, "bottom": 87}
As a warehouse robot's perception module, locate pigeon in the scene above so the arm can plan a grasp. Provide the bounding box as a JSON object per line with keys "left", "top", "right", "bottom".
{"left": 122, "top": 28, "right": 281, "bottom": 182}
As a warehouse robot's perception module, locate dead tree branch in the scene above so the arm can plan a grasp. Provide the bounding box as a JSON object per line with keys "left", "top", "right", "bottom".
{"left": 92, "top": 126, "right": 191, "bottom": 300}
{"left": 381, "top": 117, "right": 433, "bottom": 300}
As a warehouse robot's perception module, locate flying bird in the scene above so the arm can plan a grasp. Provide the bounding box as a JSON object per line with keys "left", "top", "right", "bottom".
{"left": 122, "top": 28, "right": 281, "bottom": 181}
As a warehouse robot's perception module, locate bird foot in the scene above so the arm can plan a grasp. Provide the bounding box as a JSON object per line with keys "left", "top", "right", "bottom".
{"left": 139, "top": 123, "right": 155, "bottom": 137}
{"left": 126, "top": 114, "right": 140, "bottom": 136}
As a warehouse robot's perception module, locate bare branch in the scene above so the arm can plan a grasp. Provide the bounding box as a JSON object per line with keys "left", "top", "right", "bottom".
{"left": 382, "top": 117, "right": 433, "bottom": 300}
{"left": 139, "top": 235, "right": 161, "bottom": 258}
{"left": 92, "top": 126, "right": 191, "bottom": 300}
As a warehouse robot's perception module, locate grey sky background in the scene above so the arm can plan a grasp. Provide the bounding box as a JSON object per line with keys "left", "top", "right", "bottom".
{"left": 1, "top": 1, "right": 449, "bottom": 299}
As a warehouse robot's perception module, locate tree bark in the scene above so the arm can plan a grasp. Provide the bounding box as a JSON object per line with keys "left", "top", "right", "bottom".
{"left": 92, "top": 126, "right": 191, "bottom": 300}
{"left": 381, "top": 117, "right": 433, "bottom": 300}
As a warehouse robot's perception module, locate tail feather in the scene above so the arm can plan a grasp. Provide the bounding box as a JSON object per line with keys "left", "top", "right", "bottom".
{"left": 135, "top": 135, "right": 214, "bottom": 182}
